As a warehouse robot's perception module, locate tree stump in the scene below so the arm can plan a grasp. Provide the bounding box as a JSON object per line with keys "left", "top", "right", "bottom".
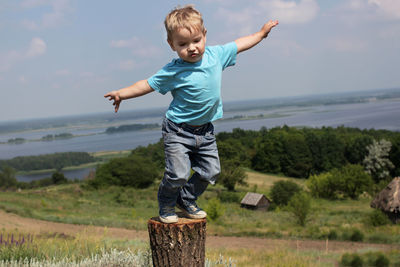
{"left": 147, "top": 215, "right": 206, "bottom": 267}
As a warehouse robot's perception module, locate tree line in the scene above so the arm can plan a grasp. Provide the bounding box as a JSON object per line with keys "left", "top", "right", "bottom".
{"left": 0, "top": 152, "right": 95, "bottom": 171}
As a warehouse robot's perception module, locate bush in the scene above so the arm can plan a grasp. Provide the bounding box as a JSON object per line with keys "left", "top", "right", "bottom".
{"left": 287, "top": 192, "right": 311, "bottom": 226}
{"left": 367, "top": 209, "right": 391, "bottom": 227}
{"left": 307, "top": 173, "right": 336, "bottom": 199}
{"left": 206, "top": 198, "right": 224, "bottom": 221}
{"left": 307, "top": 165, "right": 373, "bottom": 200}
{"left": 270, "top": 180, "right": 302, "bottom": 206}
{"left": 365, "top": 252, "right": 390, "bottom": 267}
{"left": 342, "top": 229, "right": 364, "bottom": 242}
{"left": 218, "top": 159, "right": 247, "bottom": 191}
{"left": 341, "top": 253, "right": 364, "bottom": 267}
{"left": 91, "top": 155, "right": 160, "bottom": 189}
{"left": 51, "top": 171, "right": 68, "bottom": 185}
{"left": 327, "top": 230, "right": 338, "bottom": 240}
{"left": 218, "top": 191, "right": 240, "bottom": 203}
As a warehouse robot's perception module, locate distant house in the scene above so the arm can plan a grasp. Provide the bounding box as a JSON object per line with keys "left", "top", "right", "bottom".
{"left": 240, "top": 192, "right": 271, "bottom": 211}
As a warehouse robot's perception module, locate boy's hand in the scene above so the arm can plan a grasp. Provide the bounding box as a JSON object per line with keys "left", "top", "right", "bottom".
{"left": 261, "top": 20, "right": 279, "bottom": 38}
{"left": 104, "top": 91, "right": 121, "bottom": 113}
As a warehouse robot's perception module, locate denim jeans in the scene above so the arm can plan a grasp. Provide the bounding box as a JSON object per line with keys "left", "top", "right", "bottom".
{"left": 158, "top": 117, "right": 221, "bottom": 211}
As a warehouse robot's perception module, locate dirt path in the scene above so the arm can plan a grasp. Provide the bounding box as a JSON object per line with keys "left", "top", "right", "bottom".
{"left": 1, "top": 210, "right": 398, "bottom": 253}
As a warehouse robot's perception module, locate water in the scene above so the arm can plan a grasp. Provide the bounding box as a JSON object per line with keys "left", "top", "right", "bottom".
{"left": 2, "top": 99, "right": 399, "bottom": 181}
{"left": 17, "top": 168, "right": 95, "bottom": 182}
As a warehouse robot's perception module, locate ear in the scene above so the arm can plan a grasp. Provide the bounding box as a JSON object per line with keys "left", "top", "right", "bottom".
{"left": 167, "top": 39, "right": 176, "bottom": 51}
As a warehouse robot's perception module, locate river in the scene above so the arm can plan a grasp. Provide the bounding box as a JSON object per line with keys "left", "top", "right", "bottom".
{"left": 1, "top": 98, "right": 399, "bottom": 181}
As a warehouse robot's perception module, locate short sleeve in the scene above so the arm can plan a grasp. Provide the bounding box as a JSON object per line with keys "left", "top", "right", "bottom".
{"left": 213, "top": 42, "right": 238, "bottom": 70}
{"left": 147, "top": 64, "right": 176, "bottom": 95}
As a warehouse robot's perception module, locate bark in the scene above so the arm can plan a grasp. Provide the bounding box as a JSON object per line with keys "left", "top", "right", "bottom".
{"left": 148, "top": 216, "right": 206, "bottom": 267}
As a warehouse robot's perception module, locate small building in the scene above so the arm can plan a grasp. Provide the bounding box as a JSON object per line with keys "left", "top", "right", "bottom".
{"left": 370, "top": 177, "right": 400, "bottom": 224}
{"left": 240, "top": 192, "right": 271, "bottom": 211}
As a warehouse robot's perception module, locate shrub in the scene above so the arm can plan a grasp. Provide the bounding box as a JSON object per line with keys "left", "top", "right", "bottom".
{"left": 307, "top": 173, "right": 336, "bottom": 199}
{"left": 218, "top": 159, "right": 247, "bottom": 191}
{"left": 367, "top": 209, "right": 390, "bottom": 227}
{"left": 206, "top": 198, "right": 225, "bottom": 221}
{"left": 270, "top": 180, "right": 302, "bottom": 206}
{"left": 341, "top": 253, "right": 364, "bottom": 267}
{"left": 327, "top": 230, "right": 338, "bottom": 240}
{"left": 365, "top": 252, "right": 390, "bottom": 267}
{"left": 217, "top": 191, "right": 240, "bottom": 203}
{"left": 342, "top": 229, "right": 364, "bottom": 242}
{"left": 331, "top": 164, "right": 373, "bottom": 199}
{"left": 287, "top": 192, "right": 311, "bottom": 226}
{"left": 91, "top": 155, "right": 159, "bottom": 189}
{"left": 51, "top": 171, "right": 68, "bottom": 185}
{"left": 307, "top": 165, "right": 373, "bottom": 200}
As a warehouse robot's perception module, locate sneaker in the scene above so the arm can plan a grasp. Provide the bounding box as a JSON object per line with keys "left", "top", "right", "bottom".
{"left": 159, "top": 206, "right": 178, "bottom": 224}
{"left": 176, "top": 200, "right": 207, "bottom": 219}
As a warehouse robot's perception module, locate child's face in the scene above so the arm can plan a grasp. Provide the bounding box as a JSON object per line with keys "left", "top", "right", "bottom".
{"left": 168, "top": 27, "right": 206, "bottom": 63}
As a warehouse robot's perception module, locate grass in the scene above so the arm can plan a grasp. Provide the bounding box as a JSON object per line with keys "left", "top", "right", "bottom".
{"left": 1, "top": 170, "right": 400, "bottom": 242}
{"left": 3, "top": 230, "right": 397, "bottom": 267}
{"left": 1, "top": 170, "right": 400, "bottom": 265}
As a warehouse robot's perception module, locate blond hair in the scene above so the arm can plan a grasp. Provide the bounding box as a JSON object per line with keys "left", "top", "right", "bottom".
{"left": 164, "top": 5, "right": 206, "bottom": 41}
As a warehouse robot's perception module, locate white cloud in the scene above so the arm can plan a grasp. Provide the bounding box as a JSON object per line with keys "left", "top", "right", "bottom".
{"left": 0, "top": 37, "right": 47, "bottom": 72}
{"left": 110, "top": 37, "right": 160, "bottom": 57}
{"left": 328, "top": 36, "right": 368, "bottom": 52}
{"left": 368, "top": 0, "right": 400, "bottom": 19}
{"left": 26, "top": 37, "right": 47, "bottom": 58}
{"left": 113, "top": 60, "right": 137, "bottom": 71}
{"left": 260, "top": 0, "right": 319, "bottom": 24}
{"left": 21, "top": 0, "right": 72, "bottom": 30}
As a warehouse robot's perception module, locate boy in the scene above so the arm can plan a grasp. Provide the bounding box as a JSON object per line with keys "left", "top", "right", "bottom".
{"left": 105, "top": 5, "right": 278, "bottom": 223}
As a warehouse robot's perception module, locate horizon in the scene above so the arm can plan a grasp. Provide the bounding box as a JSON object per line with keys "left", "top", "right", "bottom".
{"left": 0, "top": 86, "right": 398, "bottom": 125}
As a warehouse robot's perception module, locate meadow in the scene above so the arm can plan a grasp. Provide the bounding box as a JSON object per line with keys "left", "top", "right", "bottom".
{"left": 1, "top": 170, "right": 399, "bottom": 266}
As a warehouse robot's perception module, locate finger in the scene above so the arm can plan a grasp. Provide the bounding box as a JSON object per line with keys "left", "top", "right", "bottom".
{"left": 115, "top": 102, "right": 120, "bottom": 112}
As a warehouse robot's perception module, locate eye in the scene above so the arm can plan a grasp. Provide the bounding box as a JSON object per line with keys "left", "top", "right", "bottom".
{"left": 194, "top": 38, "right": 201, "bottom": 43}
{"left": 178, "top": 43, "right": 186, "bottom": 47}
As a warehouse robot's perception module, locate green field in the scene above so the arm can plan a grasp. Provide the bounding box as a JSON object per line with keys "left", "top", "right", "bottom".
{"left": 1, "top": 169, "right": 400, "bottom": 266}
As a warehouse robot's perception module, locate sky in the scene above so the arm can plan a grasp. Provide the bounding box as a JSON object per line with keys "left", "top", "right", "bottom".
{"left": 1, "top": 0, "right": 400, "bottom": 122}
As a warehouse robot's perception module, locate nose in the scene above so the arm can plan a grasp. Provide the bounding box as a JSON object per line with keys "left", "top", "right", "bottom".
{"left": 187, "top": 43, "right": 195, "bottom": 52}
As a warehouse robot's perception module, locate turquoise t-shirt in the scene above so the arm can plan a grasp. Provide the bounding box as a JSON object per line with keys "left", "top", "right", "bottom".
{"left": 147, "top": 42, "right": 237, "bottom": 125}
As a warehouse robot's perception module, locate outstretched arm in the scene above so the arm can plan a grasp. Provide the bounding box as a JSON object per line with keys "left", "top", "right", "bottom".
{"left": 235, "top": 20, "right": 279, "bottom": 54}
{"left": 104, "top": 79, "right": 154, "bottom": 112}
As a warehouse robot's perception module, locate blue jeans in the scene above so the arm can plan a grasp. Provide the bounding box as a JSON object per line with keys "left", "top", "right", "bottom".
{"left": 158, "top": 117, "right": 220, "bottom": 210}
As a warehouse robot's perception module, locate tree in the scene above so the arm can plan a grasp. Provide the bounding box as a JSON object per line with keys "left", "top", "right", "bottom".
{"left": 51, "top": 171, "right": 68, "bottom": 184}
{"left": 270, "top": 180, "right": 302, "bottom": 206}
{"left": 0, "top": 166, "right": 17, "bottom": 188}
{"left": 332, "top": 164, "right": 373, "bottom": 199}
{"left": 92, "top": 155, "right": 160, "bottom": 188}
{"left": 307, "top": 164, "right": 372, "bottom": 200}
{"left": 363, "top": 139, "right": 394, "bottom": 182}
{"left": 218, "top": 159, "right": 247, "bottom": 191}
{"left": 287, "top": 192, "right": 311, "bottom": 226}
{"left": 280, "top": 132, "right": 312, "bottom": 178}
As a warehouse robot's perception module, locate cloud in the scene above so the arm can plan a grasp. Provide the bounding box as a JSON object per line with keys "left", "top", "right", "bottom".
{"left": 259, "top": 0, "right": 319, "bottom": 24}
{"left": 26, "top": 37, "right": 47, "bottom": 57}
{"left": 110, "top": 37, "right": 160, "bottom": 57}
{"left": 368, "top": 0, "right": 400, "bottom": 19}
{"left": 20, "top": 0, "right": 72, "bottom": 30}
{"left": 328, "top": 37, "right": 368, "bottom": 52}
{"left": 113, "top": 60, "right": 137, "bottom": 71}
{"left": 0, "top": 37, "right": 46, "bottom": 72}
{"left": 213, "top": 0, "right": 319, "bottom": 39}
